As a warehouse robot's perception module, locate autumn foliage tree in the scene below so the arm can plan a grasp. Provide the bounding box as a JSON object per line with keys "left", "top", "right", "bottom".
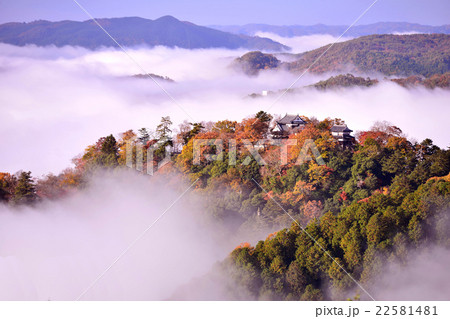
{"left": 0, "top": 172, "right": 16, "bottom": 202}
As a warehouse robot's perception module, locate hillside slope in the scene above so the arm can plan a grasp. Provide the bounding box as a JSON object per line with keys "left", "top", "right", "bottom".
{"left": 232, "top": 51, "right": 280, "bottom": 75}
{"left": 286, "top": 34, "right": 450, "bottom": 77}
{"left": 0, "top": 16, "right": 289, "bottom": 51}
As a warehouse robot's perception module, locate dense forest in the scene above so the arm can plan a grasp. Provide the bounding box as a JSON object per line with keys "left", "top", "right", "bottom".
{"left": 311, "top": 74, "right": 379, "bottom": 90}
{"left": 286, "top": 34, "right": 450, "bottom": 77}
{"left": 233, "top": 51, "right": 280, "bottom": 76}
{"left": 310, "top": 73, "right": 450, "bottom": 90}
{"left": 391, "top": 72, "right": 450, "bottom": 89}
{"left": 171, "top": 115, "right": 450, "bottom": 300}
{"left": 1, "top": 112, "right": 449, "bottom": 300}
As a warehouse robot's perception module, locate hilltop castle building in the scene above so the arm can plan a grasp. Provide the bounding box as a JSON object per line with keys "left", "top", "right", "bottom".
{"left": 270, "top": 114, "right": 307, "bottom": 138}
{"left": 270, "top": 114, "right": 354, "bottom": 147}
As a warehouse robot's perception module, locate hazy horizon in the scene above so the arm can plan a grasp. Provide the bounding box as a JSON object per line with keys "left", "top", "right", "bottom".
{"left": 1, "top": 39, "right": 449, "bottom": 177}
{"left": 0, "top": 0, "right": 449, "bottom": 26}
{"left": 1, "top": 15, "right": 449, "bottom": 27}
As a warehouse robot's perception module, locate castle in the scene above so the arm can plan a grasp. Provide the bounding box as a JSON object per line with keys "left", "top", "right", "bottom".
{"left": 270, "top": 114, "right": 354, "bottom": 148}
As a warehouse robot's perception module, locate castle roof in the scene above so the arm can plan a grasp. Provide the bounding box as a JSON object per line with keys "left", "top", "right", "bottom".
{"left": 277, "top": 114, "right": 307, "bottom": 125}
{"left": 330, "top": 124, "right": 352, "bottom": 133}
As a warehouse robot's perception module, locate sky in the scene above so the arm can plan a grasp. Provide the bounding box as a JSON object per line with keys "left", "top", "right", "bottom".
{"left": 0, "top": 0, "right": 449, "bottom": 26}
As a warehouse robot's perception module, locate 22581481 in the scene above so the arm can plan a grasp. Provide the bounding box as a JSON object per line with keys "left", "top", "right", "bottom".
{"left": 376, "top": 306, "right": 438, "bottom": 316}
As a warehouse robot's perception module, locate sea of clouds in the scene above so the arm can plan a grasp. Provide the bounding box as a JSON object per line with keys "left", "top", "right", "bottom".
{"left": 0, "top": 171, "right": 244, "bottom": 300}
{"left": 0, "top": 36, "right": 449, "bottom": 300}
{"left": 255, "top": 32, "right": 353, "bottom": 53}
{"left": 0, "top": 41, "right": 449, "bottom": 177}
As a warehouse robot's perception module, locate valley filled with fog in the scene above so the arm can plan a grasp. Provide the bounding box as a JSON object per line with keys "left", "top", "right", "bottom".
{"left": 0, "top": 31, "right": 449, "bottom": 301}
{"left": 0, "top": 33, "right": 449, "bottom": 176}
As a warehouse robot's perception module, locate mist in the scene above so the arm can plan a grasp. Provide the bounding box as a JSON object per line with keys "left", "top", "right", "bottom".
{"left": 0, "top": 42, "right": 449, "bottom": 177}
{"left": 0, "top": 41, "right": 449, "bottom": 301}
{"left": 254, "top": 32, "right": 353, "bottom": 53}
{"left": 0, "top": 170, "right": 246, "bottom": 300}
{"left": 371, "top": 247, "right": 450, "bottom": 300}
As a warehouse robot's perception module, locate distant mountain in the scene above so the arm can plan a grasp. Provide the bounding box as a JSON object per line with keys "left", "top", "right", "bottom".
{"left": 236, "top": 34, "right": 450, "bottom": 77}
{"left": 132, "top": 73, "right": 175, "bottom": 82}
{"left": 286, "top": 34, "right": 450, "bottom": 77}
{"left": 248, "top": 72, "right": 450, "bottom": 98}
{"left": 311, "top": 74, "right": 379, "bottom": 89}
{"left": 232, "top": 51, "right": 280, "bottom": 76}
{"left": 0, "top": 16, "right": 289, "bottom": 51}
{"left": 210, "top": 22, "right": 450, "bottom": 37}
{"left": 391, "top": 72, "right": 450, "bottom": 89}
{"left": 309, "top": 73, "right": 450, "bottom": 90}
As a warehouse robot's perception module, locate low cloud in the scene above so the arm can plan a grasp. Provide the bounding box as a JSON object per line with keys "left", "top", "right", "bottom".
{"left": 0, "top": 170, "right": 245, "bottom": 300}
{"left": 392, "top": 31, "right": 423, "bottom": 35}
{"left": 254, "top": 32, "right": 353, "bottom": 54}
{"left": 371, "top": 246, "right": 450, "bottom": 300}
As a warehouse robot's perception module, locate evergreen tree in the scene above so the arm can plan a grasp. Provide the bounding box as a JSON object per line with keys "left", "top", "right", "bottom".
{"left": 154, "top": 117, "right": 173, "bottom": 159}
{"left": 254, "top": 110, "right": 273, "bottom": 137}
{"left": 138, "top": 128, "right": 150, "bottom": 144}
{"left": 156, "top": 116, "right": 173, "bottom": 141}
{"left": 100, "top": 134, "right": 119, "bottom": 167}
{"left": 13, "top": 171, "right": 36, "bottom": 204}
{"left": 182, "top": 122, "right": 204, "bottom": 145}
{"left": 255, "top": 110, "right": 272, "bottom": 123}
{"left": 101, "top": 135, "right": 118, "bottom": 156}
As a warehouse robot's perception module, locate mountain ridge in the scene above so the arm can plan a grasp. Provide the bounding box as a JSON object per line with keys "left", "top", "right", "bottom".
{"left": 233, "top": 34, "right": 450, "bottom": 77}
{"left": 0, "top": 16, "right": 289, "bottom": 51}
{"left": 210, "top": 21, "right": 450, "bottom": 37}
{"left": 286, "top": 34, "right": 450, "bottom": 77}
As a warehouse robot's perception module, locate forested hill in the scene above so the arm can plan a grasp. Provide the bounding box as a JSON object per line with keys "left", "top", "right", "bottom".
{"left": 0, "top": 16, "right": 288, "bottom": 51}
{"left": 167, "top": 116, "right": 450, "bottom": 300}
{"left": 286, "top": 34, "right": 450, "bottom": 77}
{"left": 1, "top": 113, "right": 449, "bottom": 300}
{"left": 182, "top": 171, "right": 450, "bottom": 300}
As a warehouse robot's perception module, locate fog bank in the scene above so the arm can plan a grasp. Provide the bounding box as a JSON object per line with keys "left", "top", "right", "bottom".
{"left": 255, "top": 32, "right": 352, "bottom": 53}
{"left": 372, "top": 247, "right": 450, "bottom": 300}
{"left": 0, "top": 43, "right": 449, "bottom": 177}
{"left": 0, "top": 171, "right": 239, "bottom": 300}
